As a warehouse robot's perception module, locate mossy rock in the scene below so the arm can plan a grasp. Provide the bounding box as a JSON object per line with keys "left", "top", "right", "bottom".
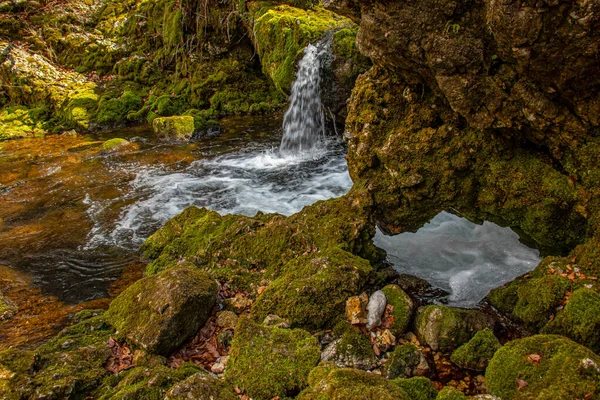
{"left": 96, "top": 364, "right": 202, "bottom": 399}
{"left": 486, "top": 334, "right": 600, "bottom": 400}
{"left": 152, "top": 115, "right": 195, "bottom": 141}
{"left": 392, "top": 376, "right": 438, "bottom": 400}
{"left": 384, "top": 343, "right": 424, "bottom": 379}
{"left": 96, "top": 91, "right": 142, "bottom": 126}
{"left": 436, "top": 386, "right": 468, "bottom": 400}
{"left": 297, "top": 362, "right": 410, "bottom": 399}
{"left": 101, "top": 138, "right": 138, "bottom": 154}
{"left": 540, "top": 288, "right": 600, "bottom": 353}
{"left": 322, "top": 321, "right": 378, "bottom": 370}
{"left": 415, "top": 305, "right": 495, "bottom": 352}
{"left": 106, "top": 266, "right": 217, "bottom": 355}
{"left": 381, "top": 284, "right": 414, "bottom": 336}
{"left": 0, "top": 314, "right": 114, "bottom": 399}
{"left": 512, "top": 275, "right": 572, "bottom": 329}
{"left": 450, "top": 328, "right": 502, "bottom": 371}
{"left": 165, "top": 371, "right": 238, "bottom": 399}
{"left": 225, "top": 317, "right": 321, "bottom": 400}
{"left": 250, "top": 248, "right": 373, "bottom": 329}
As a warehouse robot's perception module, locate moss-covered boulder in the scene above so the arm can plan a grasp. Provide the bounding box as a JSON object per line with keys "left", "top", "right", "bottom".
{"left": 415, "top": 305, "right": 495, "bottom": 352}
{"left": 106, "top": 266, "right": 217, "bottom": 355}
{"left": 165, "top": 371, "right": 238, "bottom": 399}
{"left": 250, "top": 248, "right": 372, "bottom": 329}
{"left": 486, "top": 335, "right": 600, "bottom": 400}
{"left": 0, "top": 312, "right": 114, "bottom": 399}
{"left": 97, "top": 364, "right": 202, "bottom": 400}
{"left": 540, "top": 287, "right": 600, "bottom": 354}
{"left": 225, "top": 317, "right": 321, "bottom": 400}
{"left": 384, "top": 343, "right": 428, "bottom": 379}
{"left": 436, "top": 386, "right": 468, "bottom": 400}
{"left": 298, "top": 362, "right": 410, "bottom": 399}
{"left": 450, "top": 328, "right": 501, "bottom": 371}
{"left": 96, "top": 91, "right": 143, "bottom": 126}
{"left": 101, "top": 138, "right": 139, "bottom": 154}
{"left": 381, "top": 284, "right": 414, "bottom": 336}
{"left": 512, "top": 275, "right": 572, "bottom": 330}
{"left": 152, "top": 116, "right": 195, "bottom": 141}
{"left": 392, "top": 377, "right": 438, "bottom": 400}
{"left": 322, "top": 321, "right": 378, "bottom": 370}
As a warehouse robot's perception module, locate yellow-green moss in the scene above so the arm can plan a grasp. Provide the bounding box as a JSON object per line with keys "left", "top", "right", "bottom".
{"left": 391, "top": 377, "right": 438, "bottom": 400}
{"left": 486, "top": 335, "right": 600, "bottom": 400}
{"left": 450, "top": 328, "right": 501, "bottom": 371}
{"left": 512, "top": 275, "right": 571, "bottom": 329}
{"left": 297, "top": 363, "right": 410, "bottom": 399}
{"left": 381, "top": 284, "right": 414, "bottom": 336}
{"left": 225, "top": 317, "right": 321, "bottom": 400}
{"left": 165, "top": 371, "right": 238, "bottom": 399}
{"left": 152, "top": 115, "right": 195, "bottom": 140}
{"left": 436, "top": 386, "right": 467, "bottom": 400}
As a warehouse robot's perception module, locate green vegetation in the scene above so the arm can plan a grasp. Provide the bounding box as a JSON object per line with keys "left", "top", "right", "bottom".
{"left": 381, "top": 284, "right": 414, "bottom": 336}
{"left": 450, "top": 328, "right": 501, "bottom": 371}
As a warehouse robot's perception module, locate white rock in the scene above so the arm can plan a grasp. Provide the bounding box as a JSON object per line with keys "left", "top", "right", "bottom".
{"left": 366, "top": 290, "right": 387, "bottom": 331}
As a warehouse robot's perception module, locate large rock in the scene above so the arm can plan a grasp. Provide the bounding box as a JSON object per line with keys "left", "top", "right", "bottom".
{"left": 106, "top": 266, "right": 217, "bottom": 355}
{"left": 225, "top": 317, "right": 321, "bottom": 400}
{"left": 415, "top": 305, "right": 495, "bottom": 352}
{"left": 486, "top": 335, "right": 600, "bottom": 400}
{"left": 321, "top": 321, "right": 378, "bottom": 370}
{"left": 384, "top": 343, "right": 429, "bottom": 379}
{"left": 152, "top": 116, "right": 195, "bottom": 141}
{"left": 450, "top": 328, "right": 502, "bottom": 371}
{"left": 381, "top": 284, "right": 414, "bottom": 336}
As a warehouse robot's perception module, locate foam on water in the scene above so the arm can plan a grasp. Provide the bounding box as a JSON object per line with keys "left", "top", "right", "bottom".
{"left": 373, "top": 211, "right": 541, "bottom": 307}
{"left": 86, "top": 142, "right": 352, "bottom": 250}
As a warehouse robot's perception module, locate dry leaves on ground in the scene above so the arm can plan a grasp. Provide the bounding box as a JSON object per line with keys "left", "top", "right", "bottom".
{"left": 104, "top": 337, "right": 134, "bottom": 373}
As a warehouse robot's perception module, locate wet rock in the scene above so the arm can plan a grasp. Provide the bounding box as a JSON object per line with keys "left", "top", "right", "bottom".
{"left": 190, "top": 123, "right": 221, "bottom": 140}
{"left": 381, "top": 284, "right": 414, "bottom": 336}
{"left": 100, "top": 138, "right": 139, "bottom": 154}
{"left": 106, "top": 266, "right": 217, "bottom": 356}
{"left": 225, "top": 317, "right": 320, "bottom": 400}
{"left": 391, "top": 376, "right": 438, "bottom": 400}
{"left": 216, "top": 311, "right": 238, "bottom": 330}
{"left": 152, "top": 116, "right": 195, "bottom": 141}
{"left": 346, "top": 292, "right": 369, "bottom": 325}
{"left": 297, "top": 362, "right": 410, "bottom": 399}
{"left": 165, "top": 371, "right": 237, "bottom": 400}
{"left": 415, "top": 305, "right": 495, "bottom": 352}
{"left": 450, "top": 328, "right": 501, "bottom": 371}
{"left": 322, "top": 322, "right": 379, "bottom": 370}
{"left": 384, "top": 343, "right": 430, "bottom": 379}
{"left": 486, "top": 335, "right": 600, "bottom": 400}
{"left": 366, "top": 290, "right": 387, "bottom": 330}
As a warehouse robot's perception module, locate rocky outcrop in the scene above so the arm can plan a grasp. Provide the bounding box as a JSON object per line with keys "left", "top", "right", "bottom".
{"left": 106, "top": 266, "right": 217, "bottom": 356}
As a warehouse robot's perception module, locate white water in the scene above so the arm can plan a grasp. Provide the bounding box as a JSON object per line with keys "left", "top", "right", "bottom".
{"left": 373, "top": 212, "right": 541, "bottom": 307}
{"left": 280, "top": 41, "right": 329, "bottom": 155}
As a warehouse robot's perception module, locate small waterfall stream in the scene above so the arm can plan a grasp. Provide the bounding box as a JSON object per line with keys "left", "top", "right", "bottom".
{"left": 280, "top": 39, "right": 330, "bottom": 155}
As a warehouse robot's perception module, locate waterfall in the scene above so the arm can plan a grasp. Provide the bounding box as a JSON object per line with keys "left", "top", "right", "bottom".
{"left": 280, "top": 38, "right": 331, "bottom": 155}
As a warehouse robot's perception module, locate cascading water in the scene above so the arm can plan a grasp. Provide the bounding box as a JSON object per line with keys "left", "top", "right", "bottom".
{"left": 279, "top": 39, "right": 331, "bottom": 155}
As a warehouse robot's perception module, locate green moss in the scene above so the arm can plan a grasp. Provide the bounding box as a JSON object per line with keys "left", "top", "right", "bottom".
{"left": 381, "top": 284, "right": 414, "bottom": 336}
{"left": 0, "top": 291, "right": 17, "bottom": 320}
{"left": 450, "top": 328, "right": 501, "bottom": 371}
{"left": 415, "top": 305, "right": 494, "bottom": 352}
{"left": 101, "top": 138, "right": 133, "bottom": 153}
{"left": 152, "top": 115, "right": 195, "bottom": 140}
{"left": 513, "top": 275, "right": 571, "bottom": 329}
{"left": 391, "top": 377, "right": 438, "bottom": 400}
{"left": 329, "top": 321, "right": 378, "bottom": 369}
{"left": 297, "top": 363, "right": 410, "bottom": 399}
{"left": 0, "top": 106, "right": 46, "bottom": 140}
{"left": 106, "top": 266, "right": 217, "bottom": 355}
{"left": 96, "top": 91, "right": 143, "bottom": 125}
{"left": 541, "top": 288, "right": 600, "bottom": 353}
{"left": 0, "top": 314, "right": 115, "bottom": 399}
{"left": 165, "top": 371, "right": 238, "bottom": 399}
{"left": 225, "top": 317, "right": 320, "bottom": 400}
{"left": 486, "top": 335, "right": 600, "bottom": 400}
{"left": 250, "top": 248, "right": 373, "bottom": 329}
{"left": 436, "top": 386, "right": 467, "bottom": 400}
{"left": 250, "top": 4, "right": 355, "bottom": 93}
{"left": 385, "top": 343, "right": 422, "bottom": 379}
{"left": 97, "top": 364, "right": 201, "bottom": 399}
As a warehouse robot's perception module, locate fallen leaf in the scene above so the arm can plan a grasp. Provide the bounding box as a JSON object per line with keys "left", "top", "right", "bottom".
{"left": 234, "top": 386, "right": 244, "bottom": 394}
{"left": 526, "top": 354, "right": 542, "bottom": 366}
{"left": 516, "top": 378, "right": 528, "bottom": 390}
